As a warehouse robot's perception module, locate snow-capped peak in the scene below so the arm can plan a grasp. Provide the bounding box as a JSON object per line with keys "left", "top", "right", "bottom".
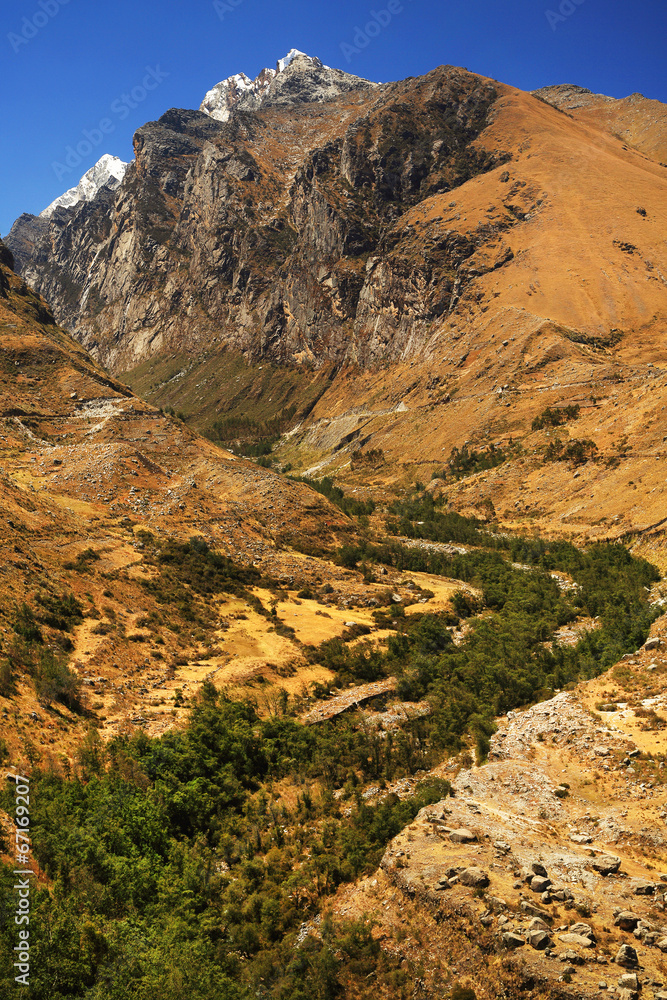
{"left": 40, "top": 154, "right": 129, "bottom": 219}
{"left": 277, "top": 48, "right": 310, "bottom": 72}
{"left": 199, "top": 49, "right": 326, "bottom": 123}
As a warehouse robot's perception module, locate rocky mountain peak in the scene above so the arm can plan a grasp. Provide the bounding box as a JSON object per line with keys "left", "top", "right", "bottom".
{"left": 40, "top": 153, "right": 129, "bottom": 218}
{"left": 276, "top": 47, "right": 317, "bottom": 72}
{"left": 199, "top": 47, "right": 374, "bottom": 122}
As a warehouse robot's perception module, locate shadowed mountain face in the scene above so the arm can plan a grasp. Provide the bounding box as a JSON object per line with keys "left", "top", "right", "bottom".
{"left": 6, "top": 65, "right": 503, "bottom": 372}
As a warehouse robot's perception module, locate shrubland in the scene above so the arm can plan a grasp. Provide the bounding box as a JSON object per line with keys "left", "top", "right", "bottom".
{"left": 0, "top": 486, "right": 660, "bottom": 998}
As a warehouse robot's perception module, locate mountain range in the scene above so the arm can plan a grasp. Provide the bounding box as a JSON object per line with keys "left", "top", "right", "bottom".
{"left": 3, "top": 47, "right": 667, "bottom": 1000}
{"left": 6, "top": 50, "right": 667, "bottom": 544}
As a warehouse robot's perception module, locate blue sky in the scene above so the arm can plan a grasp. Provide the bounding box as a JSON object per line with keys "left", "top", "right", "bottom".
{"left": 1, "top": 0, "right": 665, "bottom": 236}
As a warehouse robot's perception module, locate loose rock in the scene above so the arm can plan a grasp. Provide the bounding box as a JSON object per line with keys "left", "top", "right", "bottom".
{"left": 459, "top": 867, "right": 490, "bottom": 889}
{"left": 591, "top": 854, "right": 622, "bottom": 875}
{"left": 450, "top": 828, "right": 477, "bottom": 844}
{"left": 615, "top": 943, "right": 639, "bottom": 967}
{"left": 502, "top": 932, "right": 525, "bottom": 949}
{"left": 615, "top": 912, "right": 641, "bottom": 932}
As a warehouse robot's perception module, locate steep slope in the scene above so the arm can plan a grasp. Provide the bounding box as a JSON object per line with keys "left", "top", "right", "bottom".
{"left": 534, "top": 84, "right": 667, "bottom": 165}
{"left": 6, "top": 62, "right": 667, "bottom": 545}
{"left": 0, "top": 238, "right": 351, "bottom": 756}
{"left": 325, "top": 620, "right": 667, "bottom": 1000}
{"left": 40, "top": 153, "right": 129, "bottom": 218}
{"left": 0, "top": 239, "right": 340, "bottom": 550}
{"left": 7, "top": 63, "right": 502, "bottom": 372}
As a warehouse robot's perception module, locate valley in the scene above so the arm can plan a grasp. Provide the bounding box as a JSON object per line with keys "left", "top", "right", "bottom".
{"left": 1, "top": 45, "right": 667, "bottom": 1000}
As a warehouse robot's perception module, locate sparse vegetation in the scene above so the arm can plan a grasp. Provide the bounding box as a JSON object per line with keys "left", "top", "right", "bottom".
{"left": 532, "top": 404, "right": 580, "bottom": 431}
{"left": 446, "top": 442, "right": 510, "bottom": 480}
{"left": 544, "top": 437, "right": 598, "bottom": 465}
{"left": 290, "top": 475, "right": 376, "bottom": 517}
{"left": 63, "top": 547, "right": 101, "bottom": 573}
{"left": 140, "top": 535, "right": 262, "bottom": 624}
{"left": 351, "top": 448, "right": 385, "bottom": 468}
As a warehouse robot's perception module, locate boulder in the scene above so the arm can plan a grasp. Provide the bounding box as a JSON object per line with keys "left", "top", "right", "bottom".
{"left": 559, "top": 933, "right": 595, "bottom": 948}
{"left": 531, "top": 861, "right": 548, "bottom": 877}
{"left": 591, "top": 855, "right": 622, "bottom": 875}
{"left": 520, "top": 901, "right": 552, "bottom": 921}
{"left": 615, "top": 943, "right": 639, "bottom": 968}
{"left": 615, "top": 912, "right": 641, "bottom": 931}
{"left": 502, "top": 932, "right": 525, "bottom": 949}
{"left": 552, "top": 889, "right": 573, "bottom": 901}
{"left": 633, "top": 880, "right": 655, "bottom": 895}
{"left": 569, "top": 922, "right": 596, "bottom": 941}
{"left": 529, "top": 918, "right": 549, "bottom": 932}
{"left": 459, "top": 867, "right": 490, "bottom": 889}
{"left": 527, "top": 930, "right": 550, "bottom": 950}
{"left": 656, "top": 937, "right": 667, "bottom": 952}
{"left": 450, "top": 828, "right": 477, "bottom": 844}
{"left": 560, "top": 950, "right": 585, "bottom": 965}
{"left": 644, "top": 637, "right": 661, "bottom": 650}
{"left": 617, "top": 973, "right": 640, "bottom": 990}
{"left": 530, "top": 876, "right": 551, "bottom": 893}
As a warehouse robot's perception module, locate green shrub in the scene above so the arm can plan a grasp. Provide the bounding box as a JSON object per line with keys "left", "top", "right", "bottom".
{"left": 33, "top": 649, "right": 81, "bottom": 710}
{"left": 532, "top": 405, "right": 579, "bottom": 431}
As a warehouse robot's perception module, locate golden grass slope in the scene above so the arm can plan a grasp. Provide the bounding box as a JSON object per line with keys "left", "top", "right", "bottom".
{"left": 275, "top": 81, "right": 667, "bottom": 540}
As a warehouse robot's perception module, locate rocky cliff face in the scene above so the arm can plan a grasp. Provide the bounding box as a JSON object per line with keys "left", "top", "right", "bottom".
{"left": 6, "top": 64, "right": 504, "bottom": 372}
{"left": 7, "top": 60, "right": 667, "bottom": 545}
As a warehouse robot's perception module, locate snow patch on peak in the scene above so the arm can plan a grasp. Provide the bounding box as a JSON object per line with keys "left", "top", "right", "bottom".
{"left": 277, "top": 48, "right": 319, "bottom": 72}
{"left": 199, "top": 49, "right": 332, "bottom": 122}
{"left": 41, "top": 154, "right": 128, "bottom": 218}
{"left": 229, "top": 72, "right": 255, "bottom": 91}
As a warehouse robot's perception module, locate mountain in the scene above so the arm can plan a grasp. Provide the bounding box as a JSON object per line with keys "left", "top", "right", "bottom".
{"left": 5, "top": 63, "right": 507, "bottom": 369}
{"left": 0, "top": 235, "right": 351, "bottom": 754}
{"left": 199, "top": 47, "right": 374, "bottom": 121}
{"left": 533, "top": 84, "right": 667, "bottom": 164}
{"left": 40, "top": 153, "right": 130, "bottom": 218}
{"left": 4, "top": 45, "right": 667, "bottom": 993}
{"left": 6, "top": 154, "right": 129, "bottom": 273}
{"left": 5, "top": 59, "right": 667, "bottom": 545}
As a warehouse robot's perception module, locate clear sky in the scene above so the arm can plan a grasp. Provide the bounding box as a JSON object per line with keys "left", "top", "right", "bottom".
{"left": 1, "top": 0, "right": 665, "bottom": 236}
